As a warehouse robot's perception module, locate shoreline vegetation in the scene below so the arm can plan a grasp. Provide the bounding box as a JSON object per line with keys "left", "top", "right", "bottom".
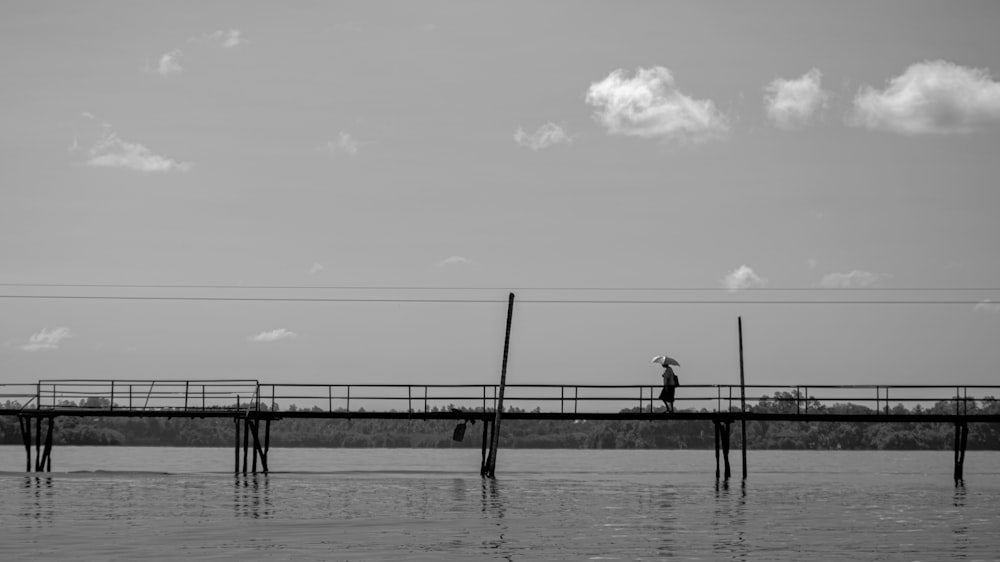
{"left": 2, "top": 393, "right": 999, "bottom": 450}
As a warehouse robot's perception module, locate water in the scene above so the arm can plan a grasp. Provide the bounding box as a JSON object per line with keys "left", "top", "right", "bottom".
{"left": 1, "top": 447, "right": 999, "bottom": 561}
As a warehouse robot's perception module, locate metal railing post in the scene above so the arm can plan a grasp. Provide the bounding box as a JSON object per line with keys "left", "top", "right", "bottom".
{"left": 110, "top": 381, "right": 115, "bottom": 412}
{"left": 424, "top": 386, "right": 428, "bottom": 413}
{"left": 328, "top": 386, "right": 333, "bottom": 412}
{"left": 347, "top": 386, "right": 351, "bottom": 413}
{"left": 561, "top": 386, "right": 565, "bottom": 414}
{"left": 184, "top": 381, "right": 189, "bottom": 411}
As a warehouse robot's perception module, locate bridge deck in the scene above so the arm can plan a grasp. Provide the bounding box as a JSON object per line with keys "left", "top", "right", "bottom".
{"left": 3, "top": 408, "right": 1000, "bottom": 424}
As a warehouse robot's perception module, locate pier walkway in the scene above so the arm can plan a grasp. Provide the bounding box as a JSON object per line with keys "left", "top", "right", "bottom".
{"left": 3, "top": 379, "right": 999, "bottom": 481}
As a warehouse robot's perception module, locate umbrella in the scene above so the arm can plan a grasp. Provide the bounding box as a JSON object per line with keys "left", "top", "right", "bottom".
{"left": 651, "top": 355, "right": 680, "bottom": 367}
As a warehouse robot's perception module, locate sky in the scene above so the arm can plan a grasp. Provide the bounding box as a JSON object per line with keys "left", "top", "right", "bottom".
{"left": 2, "top": 1, "right": 1000, "bottom": 399}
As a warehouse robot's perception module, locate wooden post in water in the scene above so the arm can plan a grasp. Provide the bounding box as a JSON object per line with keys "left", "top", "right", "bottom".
{"left": 714, "top": 420, "right": 721, "bottom": 480}
{"left": 234, "top": 417, "right": 240, "bottom": 474}
{"left": 41, "top": 416, "right": 54, "bottom": 472}
{"left": 250, "top": 420, "right": 259, "bottom": 474}
{"left": 264, "top": 418, "right": 271, "bottom": 470}
{"left": 738, "top": 317, "right": 748, "bottom": 480}
{"left": 480, "top": 419, "right": 490, "bottom": 476}
{"left": 721, "top": 421, "right": 732, "bottom": 480}
{"left": 19, "top": 416, "right": 31, "bottom": 472}
{"left": 485, "top": 292, "right": 515, "bottom": 478}
{"left": 242, "top": 417, "right": 250, "bottom": 474}
{"left": 34, "top": 416, "right": 42, "bottom": 472}
{"left": 954, "top": 422, "right": 969, "bottom": 482}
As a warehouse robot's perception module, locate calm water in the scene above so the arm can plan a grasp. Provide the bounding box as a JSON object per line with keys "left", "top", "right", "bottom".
{"left": 1, "top": 447, "right": 998, "bottom": 561}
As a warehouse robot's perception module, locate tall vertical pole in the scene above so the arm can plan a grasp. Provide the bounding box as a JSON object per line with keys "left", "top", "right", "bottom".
{"left": 485, "top": 292, "right": 515, "bottom": 478}
{"left": 738, "top": 316, "right": 748, "bottom": 480}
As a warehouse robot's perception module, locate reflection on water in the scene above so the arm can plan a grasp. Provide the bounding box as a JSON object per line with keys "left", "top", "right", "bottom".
{"left": 1, "top": 448, "right": 999, "bottom": 561}
{"left": 21, "top": 476, "right": 55, "bottom": 526}
{"left": 233, "top": 473, "right": 271, "bottom": 519}
{"left": 712, "top": 480, "right": 748, "bottom": 561}
{"left": 480, "top": 478, "right": 511, "bottom": 560}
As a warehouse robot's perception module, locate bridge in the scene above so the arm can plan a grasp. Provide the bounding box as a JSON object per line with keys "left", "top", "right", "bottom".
{"left": 3, "top": 379, "right": 998, "bottom": 482}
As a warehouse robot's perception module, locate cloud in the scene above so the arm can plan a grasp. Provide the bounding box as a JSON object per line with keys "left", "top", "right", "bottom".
{"left": 191, "top": 29, "right": 245, "bottom": 48}
{"left": 309, "top": 262, "right": 324, "bottom": 274}
{"left": 764, "top": 68, "right": 829, "bottom": 129}
{"left": 514, "top": 122, "right": 571, "bottom": 150}
{"left": 149, "top": 49, "right": 184, "bottom": 76}
{"left": 807, "top": 258, "right": 819, "bottom": 271}
{"left": 21, "top": 327, "right": 71, "bottom": 352}
{"left": 851, "top": 60, "right": 1000, "bottom": 134}
{"left": 323, "top": 132, "right": 362, "bottom": 156}
{"left": 974, "top": 299, "right": 1000, "bottom": 314}
{"left": 87, "top": 130, "right": 192, "bottom": 173}
{"left": 436, "top": 256, "right": 477, "bottom": 267}
{"left": 722, "top": 265, "right": 766, "bottom": 291}
{"left": 819, "top": 270, "right": 887, "bottom": 288}
{"left": 585, "top": 66, "right": 729, "bottom": 142}
{"left": 248, "top": 328, "right": 297, "bottom": 343}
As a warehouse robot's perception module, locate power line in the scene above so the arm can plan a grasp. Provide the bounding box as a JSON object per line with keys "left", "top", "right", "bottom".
{"left": 0, "top": 282, "right": 998, "bottom": 292}
{"left": 0, "top": 294, "right": 993, "bottom": 305}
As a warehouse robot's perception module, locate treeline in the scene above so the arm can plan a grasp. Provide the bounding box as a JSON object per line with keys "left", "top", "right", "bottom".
{"left": 2, "top": 392, "right": 999, "bottom": 450}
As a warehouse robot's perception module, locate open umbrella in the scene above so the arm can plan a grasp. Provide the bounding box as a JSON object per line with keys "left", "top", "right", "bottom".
{"left": 651, "top": 355, "right": 680, "bottom": 367}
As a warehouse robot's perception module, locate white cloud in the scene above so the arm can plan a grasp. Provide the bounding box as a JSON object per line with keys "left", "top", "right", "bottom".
{"left": 807, "top": 258, "right": 819, "bottom": 271}
{"left": 150, "top": 49, "right": 184, "bottom": 76}
{"left": 764, "top": 68, "right": 829, "bottom": 129}
{"left": 191, "top": 29, "right": 245, "bottom": 48}
{"left": 309, "top": 262, "right": 324, "bottom": 274}
{"left": 974, "top": 299, "right": 1000, "bottom": 314}
{"left": 514, "top": 122, "right": 571, "bottom": 150}
{"left": 436, "top": 256, "right": 477, "bottom": 267}
{"left": 323, "top": 132, "right": 361, "bottom": 156}
{"left": 819, "top": 270, "right": 887, "bottom": 288}
{"left": 851, "top": 60, "right": 1000, "bottom": 134}
{"left": 722, "top": 265, "right": 766, "bottom": 291}
{"left": 87, "top": 130, "right": 192, "bottom": 173}
{"left": 21, "top": 327, "right": 71, "bottom": 352}
{"left": 585, "top": 66, "right": 729, "bottom": 142}
{"left": 248, "top": 328, "right": 297, "bottom": 343}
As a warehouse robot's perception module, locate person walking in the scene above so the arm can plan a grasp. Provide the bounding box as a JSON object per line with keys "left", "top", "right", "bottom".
{"left": 659, "top": 363, "right": 679, "bottom": 413}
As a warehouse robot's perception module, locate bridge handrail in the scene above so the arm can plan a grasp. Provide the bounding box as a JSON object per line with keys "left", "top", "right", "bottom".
{"left": 2, "top": 380, "right": 998, "bottom": 416}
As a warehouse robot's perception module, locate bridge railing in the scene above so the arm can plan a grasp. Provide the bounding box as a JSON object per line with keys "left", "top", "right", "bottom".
{"left": 14, "top": 379, "right": 260, "bottom": 413}
{"left": 1, "top": 381, "right": 997, "bottom": 416}
{"left": 256, "top": 383, "right": 1000, "bottom": 416}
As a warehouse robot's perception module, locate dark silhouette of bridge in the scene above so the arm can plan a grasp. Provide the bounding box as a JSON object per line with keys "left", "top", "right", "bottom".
{"left": 3, "top": 379, "right": 998, "bottom": 482}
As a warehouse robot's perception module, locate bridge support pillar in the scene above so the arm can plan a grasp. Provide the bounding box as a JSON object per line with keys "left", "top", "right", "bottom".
{"left": 234, "top": 417, "right": 241, "bottom": 474}
{"left": 18, "top": 415, "right": 31, "bottom": 472}
{"left": 480, "top": 419, "right": 491, "bottom": 477}
{"left": 714, "top": 420, "right": 732, "bottom": 480}
{"left": 954, "top": 421, "right": 969, "bottom": 483}
{"left": 17, "top": 415, "right": 55, "bottom": 473}
{"left": 713, "top": 420, "right": 720, "bottom": 479}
